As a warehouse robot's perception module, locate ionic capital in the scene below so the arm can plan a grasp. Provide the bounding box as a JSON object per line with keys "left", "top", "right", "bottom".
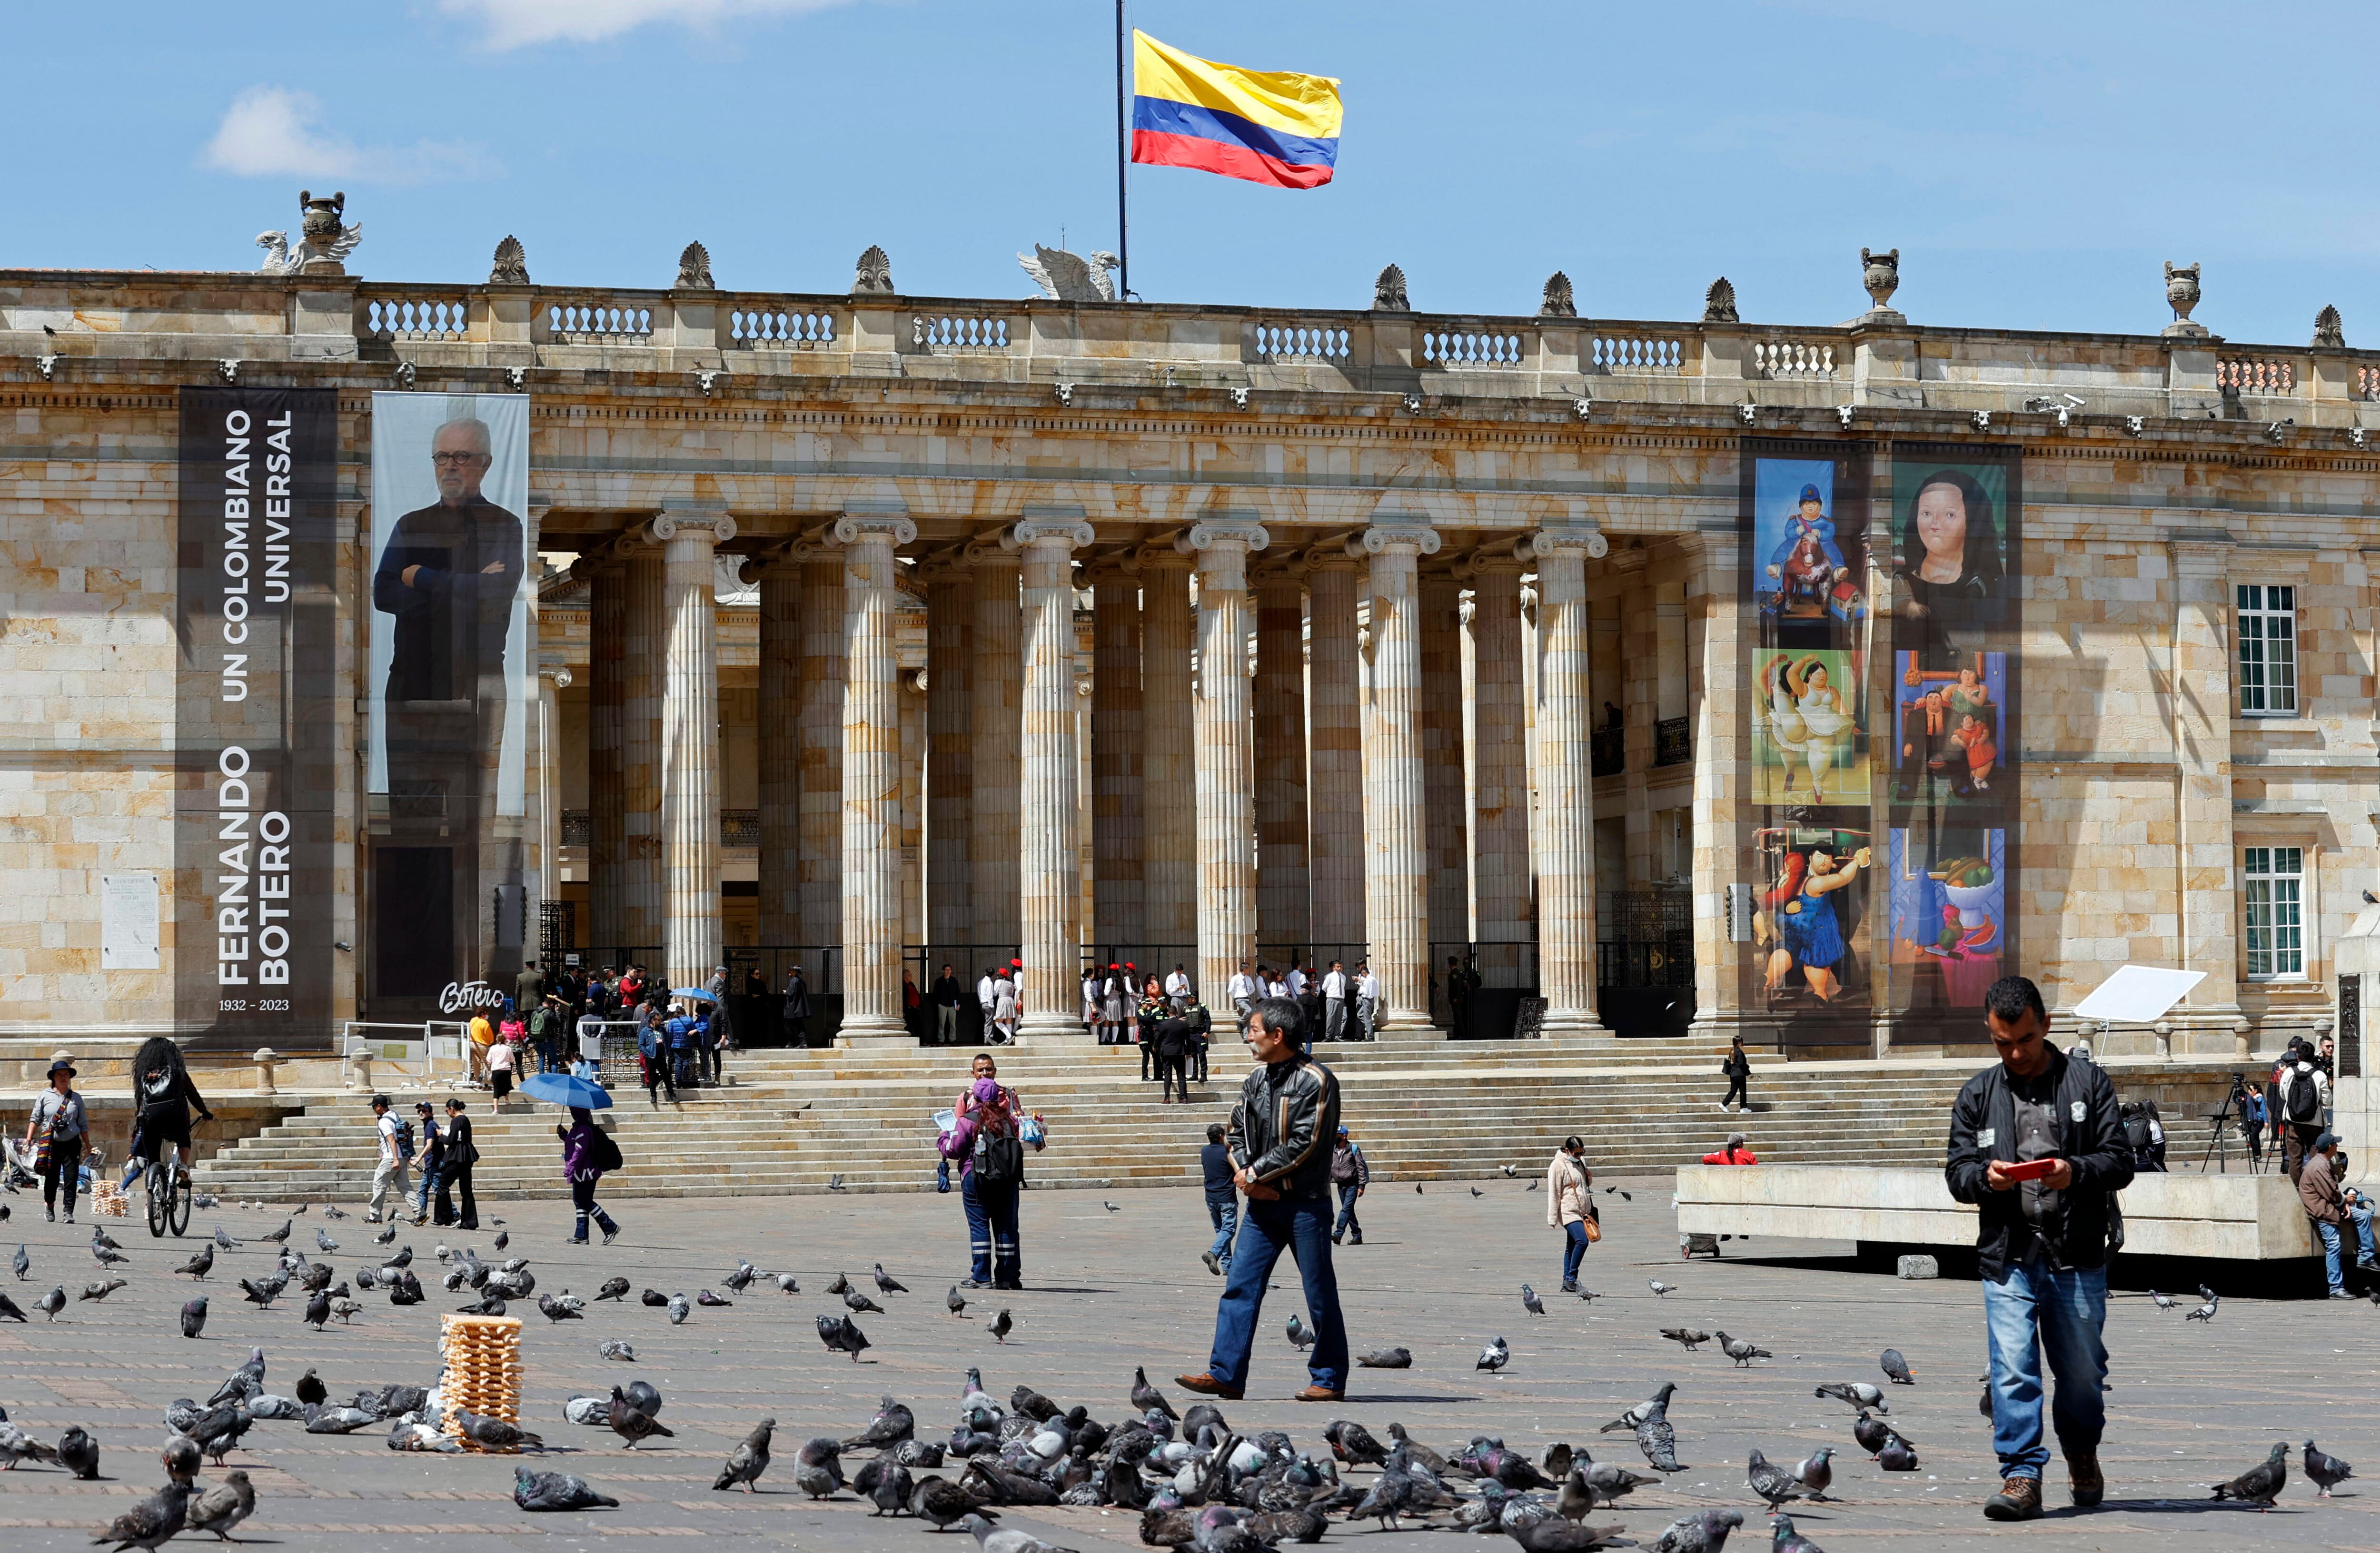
{"left": 1525, "top": 525, "right": 1607, "bottom": 562}
{"left": 833, "top": 511, "right": 919, "bottom": 549}
{"left": 641, "top": 510, "right": 738, "bottom": 547}
{"left": 1004, "top": 509, "right": 1095, "bottom": 553}
{"left": 1176, "top": 517, "right": 1271, "bottom": 558}
{"left": 1352, "top": 514, "right": 1441, "bottom": 558}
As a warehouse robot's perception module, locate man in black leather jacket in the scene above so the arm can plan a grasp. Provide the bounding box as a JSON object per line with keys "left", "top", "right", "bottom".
{"left": 1947, "top": 976, "right": 2132, "bottom": 1523}
{"left": 1176, "top": 998, "right": 1348, "bottom": 1403}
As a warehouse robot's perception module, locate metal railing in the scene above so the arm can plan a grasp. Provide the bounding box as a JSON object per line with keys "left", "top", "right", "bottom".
{"left": 1654, "top": 716, "right": 1692, "bottom": 767}
{"left": 1591, "top": 726, "right": 1626, "bottom": 777}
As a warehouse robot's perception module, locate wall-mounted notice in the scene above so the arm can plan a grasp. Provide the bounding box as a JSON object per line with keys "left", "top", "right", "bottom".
{"left": 100, "top": 873, "right": 160, "bottom": 970}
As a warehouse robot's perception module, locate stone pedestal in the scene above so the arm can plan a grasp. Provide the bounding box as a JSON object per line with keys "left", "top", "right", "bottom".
{"left": 837, "top": 513, "right": 919, "bottom": 1044}
{"left": 1014, "top": 515, "right": 1094, "bottom": 1039}
{"left": 1359, "top": 516, "right": 1439, "bottom": 1035}
{"left": 1305, "top": 552, "right": 1365, "bottom": 954}
{"left": 1527, "top": 528, "right": 1607, "bottom": 1035}
{"left": 1186, "top": 519, "right": 1267, "bottom": 1011}
{"left": 658, "top": 512, "right": 733, "bottom": 993}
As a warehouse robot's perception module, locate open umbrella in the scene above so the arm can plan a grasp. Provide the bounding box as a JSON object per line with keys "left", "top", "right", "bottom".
{"left": 522, "top": 1070, "right": 613, "bottom": 1110}
{"left": 670, "top": 986, "right": 715, "bottom": 1002}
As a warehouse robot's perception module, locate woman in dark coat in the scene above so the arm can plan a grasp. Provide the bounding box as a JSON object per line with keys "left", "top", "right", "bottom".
{"left": 438, "top": 1098, "right": 480, "bottom": 1229}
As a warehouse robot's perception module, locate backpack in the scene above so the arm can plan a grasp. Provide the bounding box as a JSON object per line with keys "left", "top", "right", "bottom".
{"left": 393, "top": 1119, "right": 415, "bottom": 1158}
{"left": 587, "top": 1126, "right": 624, "bottom": 1175}
{"left": 973, "top": 1125, "right": 1025, "bottom": 1185}
{"left": 2286, "top": 1068, "right": 2322, "bottom": 1123}
{"left": 2122, "top": 1111, "right": 2152, "bottom": 1158}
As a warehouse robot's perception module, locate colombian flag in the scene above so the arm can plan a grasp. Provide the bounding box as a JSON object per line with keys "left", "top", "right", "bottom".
{"left": 1130, "top": 30, "right": 1341, "bottom": 190}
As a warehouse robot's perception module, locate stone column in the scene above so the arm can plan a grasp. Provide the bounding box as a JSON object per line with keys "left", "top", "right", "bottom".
{"left": 1615, "top": 550, "right": 1656, "bottom": 888}
{"left": 2172, "top": 537, "right": 2243, "bottom": 1038}
{"left": 1305, "top": 551, "right": 1365, "bottom": 956}
{"left": 1254, "top": 567, "right": 1312, "bottom": 959}
{"left": 799, "top": 545, "right": 846, "bottom": 964}
{"left": 1682, "top": 530, "right": 1751, "bottom": 1042}
{"left": 836, "top": 512, "right": 918, "bottom": 1043}
{"left": 926, "top": 564, "right": 973, "bottom": 955}
{"left": 1091, "top": 565, "right": 1145, "bottom": 954}
{"left": 535, "top": 667, "right": 569, "bottom": 953}
{"left": 901, "top": 668, "right": 926, "bottom": 953}
{"left": 1140, "top": 548, "right": 1197, "bottom": 967}
{"left": 621, "top": 542, "right": 668, "bottom": 958}
{"left": 1014, "top": 515, "right": 1095, "bottom": 1038}
{"left": 573, "top": 553, "right": 629, "bottom": 950}
{"left": 1420, "top": 571, "right": 1471, "bottom": 1011}
{"left": 1359, "top": 516, "right": 1440, "bottom": 1036}
{"left": 657, "top": 512, "right": 734, "bottom": 993}
{"left": 1468, "top": 549, "right": 1534, "bottom": 982}
{"left": 754, "top": 552, "right": 802, "bottom": 949}
{"left": 1185, "top": 519, "right": 1267, "bottom": 1010}
{"left": 970, "top": 551, "right": 1023, "bottom": 955}
{"left": 1527, "top": 527, "right": 1608, "bottom": 1035}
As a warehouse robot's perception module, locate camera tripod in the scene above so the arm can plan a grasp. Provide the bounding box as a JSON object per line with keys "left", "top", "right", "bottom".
{"left": 2199, "top": 1075, "right": 2271, "bottom": 1175}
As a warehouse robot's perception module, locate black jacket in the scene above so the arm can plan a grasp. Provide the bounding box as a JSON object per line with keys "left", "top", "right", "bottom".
{"left": 1228, "top": 1054, "right": 1340, "bottom": 1202}
{"left": 1200, "top": 1142, "right": 1237, "bottom": 1207}
{"left": 1945, "top": 1045, "right": 2133, "bottom": 1280}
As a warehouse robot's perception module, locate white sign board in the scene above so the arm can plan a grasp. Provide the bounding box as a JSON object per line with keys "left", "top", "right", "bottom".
{"left": 2073, "top": 964, "right": 2208, "bottom": 1026}
{"left": 100, "top": 873, "right": 160, "bottom": 970}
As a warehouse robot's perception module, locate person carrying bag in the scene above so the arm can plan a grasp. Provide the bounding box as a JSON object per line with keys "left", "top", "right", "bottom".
{"left": 1546, "top": 1136, "right": 1596, "bottom": 1291}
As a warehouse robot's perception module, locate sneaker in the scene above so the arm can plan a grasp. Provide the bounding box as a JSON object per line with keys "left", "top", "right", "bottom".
{"left": 2360, "top": 1257, "right": 2379, "bottom": 1271}
{"left": 1984, "top": 1476, "right": 2043, "bottom": 1521}
{"left": 2329, "top": 1287, "right": 2357, "bottom": 1299}
{"left": 959, "top": 1277, "right": 990, "bottom": 1289}
{"left": 1349, "top": 1233, "right": 1362, "bottom": 1246}
{"left": 1560, "top": 1280, "right": 1580, "bottom": 1293}
{"left": 1175, "top": 1373, "right": 1245, "bottom": 1400}
{"left": 1292, "top": 1385, "right": 1345, "bottom": 1403}
{"left": 2067, "top": 1451, "right": 2103, "bottom": 1509}
{"left": 44, "top": 1208, "right": 55, "bottom": 1223}
{"left": 565, "top": 1236, "right": 589, "bottom": 1245}
{"left": 602, "top": 1226, "right": 620, "bottom": 1246}
{"left": 1201, "top": 1251, "right": 1222, "bottom": 1276}
{"left": 1330, "top": 1233, "right": 1343, "bottom": 1245}
{"left": 62, "top": 1212, "right": 73, "bottom": 1225}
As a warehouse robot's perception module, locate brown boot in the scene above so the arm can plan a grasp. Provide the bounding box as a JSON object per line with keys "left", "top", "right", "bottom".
{"left": 1174, "top": 1373, "right": 1244, "bottom": 1400}
{"left": 1983, "top": 1475, "right": 2042, "bottom": 1521}
{"left": 1292, "top": 1385, "right": 1345, "bottom": 1402}
{"left": 2067, "top": 1452, "right": 2104, "bottom": 1508}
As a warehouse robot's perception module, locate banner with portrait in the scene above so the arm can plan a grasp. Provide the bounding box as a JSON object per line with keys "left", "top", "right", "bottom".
{"left": 174, "top": 387, "right": 338, "bottom": 1048}
{"left": 366, "top": 392, "right": 532, "bottom": 1012}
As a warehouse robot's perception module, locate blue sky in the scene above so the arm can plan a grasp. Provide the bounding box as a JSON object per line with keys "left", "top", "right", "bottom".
{"left": 12, "top": 1, "right": 2379, "bottom": 346}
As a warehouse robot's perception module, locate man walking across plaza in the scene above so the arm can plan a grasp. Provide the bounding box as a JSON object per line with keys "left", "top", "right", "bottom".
{"left": 1329, "top": 1125, "right": 1368, "bottom": 1245}
{"left": 366, "top": 1094, "right": 414, "bottom": 1224}
{"left": 1946, "top": 975, "right": 2132, "bottom": 1522}
{"left": 1178, "top": 998, "right": 1349, "bottom": 1403}
{"left": 1200, "top": 1123, "right": 1238, "bottom": 1276}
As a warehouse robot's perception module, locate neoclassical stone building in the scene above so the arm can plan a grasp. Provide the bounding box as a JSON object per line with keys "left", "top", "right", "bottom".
{"left": 2, "top": 227, "right": 2374, "bottom": 1067}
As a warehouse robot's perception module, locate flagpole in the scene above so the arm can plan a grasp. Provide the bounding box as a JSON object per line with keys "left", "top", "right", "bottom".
{"left": 1115, "top": 0, "right": 1130, "bottom": 301}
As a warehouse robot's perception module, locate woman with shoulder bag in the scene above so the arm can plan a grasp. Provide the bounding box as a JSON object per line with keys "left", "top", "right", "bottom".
{"left": 1546, "top": 1135, "right": 1596, "bottom": 1292}
{"left": 937, "top": 1053, "right": 1045, "bottom": 1291}
{"left": 24, "top": 1058, "right": 88, "bottom": 1223}
{"left": 438, "top": 1098, "right": 480, "bottom": 1230}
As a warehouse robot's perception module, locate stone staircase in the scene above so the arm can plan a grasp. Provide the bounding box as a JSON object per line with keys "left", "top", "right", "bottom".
{"left": 193, "top": 1040, "right": 2241, "bottom": 1203}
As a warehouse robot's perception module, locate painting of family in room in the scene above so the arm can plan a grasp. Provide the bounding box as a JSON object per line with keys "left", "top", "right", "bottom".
{"left": 1892, "top": 651, "right": 2009, "bottom": 805}
{"left": 1752, "top": 648, "right": 1866, "bottom": 805}
{"left": 1888, "top": 827, "right": 2008, "bottom": 1011}
{"left": 1752, "top": 459, "right": 1866, "bottom": 629}
{"left": 1751, "top": 825, "right": 1872, "bottom": 1010}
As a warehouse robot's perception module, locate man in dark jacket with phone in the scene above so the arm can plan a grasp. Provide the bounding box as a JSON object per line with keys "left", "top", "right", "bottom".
{"left": 1947, "top": 976, "right": 2133, "bottom": 1523}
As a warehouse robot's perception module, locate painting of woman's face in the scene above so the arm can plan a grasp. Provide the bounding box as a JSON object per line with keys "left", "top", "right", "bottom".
{"left": 1807, "top": 664, "right": 1830, "bottom": 690}
{"left": 1958, "top": 667, "right": 1978, "bottom": 688}
{"left": 1914, "top": 483, "right": 1969, "bottom": 571}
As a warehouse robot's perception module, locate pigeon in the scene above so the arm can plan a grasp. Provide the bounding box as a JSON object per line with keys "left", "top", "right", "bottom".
{"left": 1745, "top": 1448, "right": 1805, "bottom": 1508}
{"left": 892, "top": 1438, "right": 947, "bottom": 1470}
{"left": 1879, "top": 1348, "right": 1914, "bottom": 1385}
{"left": 161, "top": 1435, "right": 201, "bottom": 1485}
{"left": 874, "top": 1263, "right": 909, "bottom": 1293}
{"left": 10, "top": 1244, "right": 24, "bottom": 1280}
{"left": 2150, "top": 1290, "right": 2176, "bottom": 1312}
{"left": 1768, "top": 1511, "right": 1828, "bottom": 1553}
{"left": 777, "top": 1273, "right": 802, "bottom": 1293}
{"left": 90, "top": 1225, "right": 122, "bottom": 1252}
{"left": 949, "top": 1285, "right": 970, "bottom": 1318}
{"left": 2187, "top": 1294, "right": 2220, "bottom": 1322}
{"left": 723, "top": 1263, "right": 756, "bottom": 1293}
{"left": 315, "top": 1228, "right": 339, "bottom": 1253}
{"left": 1790, "top": 1446, "right": 1833, "bottom": 1500}
{"left": 818, "top": 1313, "right": 872, "bottom": 1360}
{"left": 1471, "top": 1187, "right": 1485, "bottom": 1197}
{"left": 829, "top": 1174, "right": 846, "bottom": 1191}
{"left": 52, "top": 1423, "right": 99, "bottom": 1480}
{"left": 1103, "top": 1200, "right": 1120, "bottom": 1212}
{"left": 1717, "top": 1332, "right": 1771, "bottom": 1367}
{"left": 624, "top": 1380, "right": 663, "bottom": 1419}
{"left": 0, "top": 1421, "right": 59, "bottom": 1468}
{"left": 1648, "top": 1279, "right": 1674, "bottom": 1297}
{"left": 494, "top": 1230, "right": 509, "bottom": 1251}
{"left": 1477, "top": 1335, "right": 1510, "bottom": 1374}
{"left": 1813, "top": 1384, "right": 1884, "bottom": 1412}
{"left": 1554, "top": 1465, "right": 1601, "bottom": 1522}
{"left": 453, "top": 1407, "right": 540, "bottom": 1449}
{"left": 1599, "top": 1383, "right": 1676, "bottom": 1434}
{"left": 1577, "top": 1447, "right": 1658, "bottom": 1501}
{"left": 260, "top": 1219, "right": 290, "bottom": 1246}
{"left": 1850, "top": 1412, "right": 1904, "bottom": 1458}
{"left": 457, "top": 1293, "right": 507, "bottom": 1317}
{"left": 1325, "top": 1419, "right": 1389, "bottom": 1468}
{"left": 1508, "top": 1517, "right": 1631, "bottom": 1552}
{"left": 826, "top": 1272, "right": 851, "bottom": 1295}
{"left": 856, "top": 1456, "right": 916, "bottom": 1515}
{"left": 1348, "top": 1466, "right": 1421, "bottom": 1530}
{"left": 667, "top": 1292, "right": 690, "bottom": 1325}
{"left": 990, "top": 1308, "right": 1012, "bottom": 1344}
{"left": 795, "top": 1437, "right": 848, "bottom": 1498}
{"left": 912, "top": 1473, "right": 994, "bottom": 1529}
{"left": 303, "top": 1289, "right": 331, "bottom": 1328}
{"left": 1132, "top": 1367, "right": 1179, "bottom": 1421}
{"left": 698, "top": 1289, "right": 734, "bottom": 1307}
{"left": 1636, "top": 1411, "right": 1682, "bottom": 1474}
{"left": 846, "top": 1396, "right": 916, "bottom": 1450}
{"left": 330, "top": 1298, "right": 362, "bottom": 1322}
{"left": 2211, "top": 1442, "right": 2288, "bottom": 1508}
{"left": 304, "top": 1403, "right": 376, "bottom": 1435}
{"left": 0, "top": 1291, "right": 22, "bottom": 1323}
{"left": 714, "top": 1417, "right": 775, "bottom": 1491}
{"left": 595, "top": 1276, "right": 631, "bottom": 1301}
{"left": 1521, "top": 1285, "right": 1547, "bottom": 1316}
{"left": 1575, "top": 1287, "right": 1601, "bottom": 1302}
{"left": 608, "top": 1386, "right": 674, "bottom": 1449}
{"left": 599, "top": 1340, "right": 635, "bottom": 1361}
{"left": 834, "top": 1285, "right": 882, "bottom": 1314}
{"left": 91, "top": 1482, "right": 192, "bottom": 1552}
{"left": 641, "top": 1288, "right": 669, "bottom": 1306}
{"left": 186, "top": 1469, "right": 258, "bottom": 1541}
{"left": 1876, "top": 1438, "right": 1919, "bottom": 1473}
{"left": 90, "top": 1243, "right": 129, "bottom": 1268}
{"left": 515, "top": 1465, "right": 619, "bottom": 1511}
{"left": 1287, "top": 1313, "right": 1315, "bottom": 1349}
{"left": 80, "top": 1278, "right": 126, "bottom": 1302}
{"left": 237, "top": 1278, "right": 276, "bottom": 1308}
{"left": 1662, "top": 1328, "right": 1712, "bottom": 1351}
{"left": 294, "top": 1369, "right": 326, "bottom": 1406}
{"left": 960, "top": 1510, "right": 1075, "bottom": 1553}
{"left": 212, "top": 1227, "right": 240, "bottom": 1250}
{"left": 2304, "top": 1440, "right": 2353, "bottom": 1497}
{"left": 538, "top": 1293, "right": 584, "bottom": 1323}
{"left": 317, "top": 1204, "right": 339, "bottom": 1218}
{"left": 1649, "top": 1508, "right": 1742, "bottom": 1552}
{"left": 173, "top": 1245, "right": 214, "bottom": 1280}
{"left": 187, "top": 1403, "right": 254, "bottom": 1463}
{"left": 1356, "top": 1346, "right": 1412, "bottom": 1368}
{"left": 37, "top": 1285, "right": 65, "bottom": 1319}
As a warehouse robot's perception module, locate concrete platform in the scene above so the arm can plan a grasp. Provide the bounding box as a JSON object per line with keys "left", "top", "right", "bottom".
{"left": 1676, "top": 1164, "right": 2320, "bottom": 1260}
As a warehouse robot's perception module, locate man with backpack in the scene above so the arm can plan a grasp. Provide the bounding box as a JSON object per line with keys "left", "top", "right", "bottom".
{"left": 1329, "top": 1126, "right": 1369, "bottom": 1246}
{"left": 2277, "top": 1042, "right": 2330, "bottom": 1183}
{"left": 366, "top": 1094, "right": 414, "bottom": 1224}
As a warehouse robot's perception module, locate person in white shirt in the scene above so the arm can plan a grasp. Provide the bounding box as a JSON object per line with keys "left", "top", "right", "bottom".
{"left": 1226, "top": 963, "right": 1258, "bottom": 1033}
{"left": 1284, "top": 965, "right": 1307, "bottom": 1002}
{"left": 1320, "top": 959, "right": 1350, "bottom": 1043}
{"left": 991, "top": 971, "right": 1019, "bottom": 1045}
{"left": 366, "top": 1094, "right": 412, "bottom": 1223}
{"left": 1354, "top": 964, "right": 1380, "bottom": 1040}
{"left": 978, "top": 968, "right": 998, "bottom": 1036}
{"left": 1165, "top": 965, "right": 1192, "bottom": 1003}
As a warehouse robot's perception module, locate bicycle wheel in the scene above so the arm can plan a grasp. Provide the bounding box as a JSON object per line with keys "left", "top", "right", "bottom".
{"left": 145, "top": 1160, "right": 168, "bottom": 1238}
{"left": 169, "top": 1164, "right": 193, "bottom": 1236}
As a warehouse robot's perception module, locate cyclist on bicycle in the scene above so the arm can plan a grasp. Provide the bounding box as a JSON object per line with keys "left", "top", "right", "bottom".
{"left": 131, "top": 1035, "right": 215, "bottom": 1182}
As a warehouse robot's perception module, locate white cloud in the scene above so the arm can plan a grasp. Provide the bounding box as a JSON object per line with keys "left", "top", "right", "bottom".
{"left": 202, "top": 87, "right": 495, "bottom": 184}
{"left": 442, "top": 0, "right": 857, "bottom": 49}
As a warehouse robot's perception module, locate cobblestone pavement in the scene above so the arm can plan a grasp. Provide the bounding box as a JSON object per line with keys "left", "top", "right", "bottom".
{"left": 0, "top": 1169, "right": 2373, "bottom": 1552}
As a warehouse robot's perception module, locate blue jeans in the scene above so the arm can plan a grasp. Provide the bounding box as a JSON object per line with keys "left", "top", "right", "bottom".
{"left": 1206, "top": 1196, "right": 1349, "bottom": 1392}
{"left": 1562, "top": 1220, "right": 1590, "bottom": 1284}
{"left": 961, "top": 1171, "right": 1020, "bottom": 1286}
{"left": 2351, "top": 1204, "right": 2379, "bottom": 1264}
{"left": 1982, "top": 1257, "right": 2108, "bottom": 1478}
{"left": 1334, "top": 1183, "right": 1362, "bottom": 1240}
{"left": 1207, "top": 1199, "right": 1238, "bottom": 1269}
{"left": 415, "top": 1165, "right": 441, "bottom": 1220}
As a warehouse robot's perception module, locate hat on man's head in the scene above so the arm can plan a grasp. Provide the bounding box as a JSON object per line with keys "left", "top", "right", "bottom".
{"left": 46, "top": 1058, "right": 75, "bottom": 1078}
{"left": 1336, "top": 1125, "right": 1349, "bottom": 1138}
{"left": 2317, "top": 1131, "right": 2340, "bottom": 1150}
{"left": 1799, "top": 483, "right": 1824, "bottom": 504}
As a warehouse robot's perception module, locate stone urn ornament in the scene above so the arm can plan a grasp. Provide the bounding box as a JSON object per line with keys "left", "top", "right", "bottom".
{"left": 1860, "top": 247, "right": 1901, "bottom": 317}
{"left": 2162, "top": 261, "right": 2207, "bottom": 336}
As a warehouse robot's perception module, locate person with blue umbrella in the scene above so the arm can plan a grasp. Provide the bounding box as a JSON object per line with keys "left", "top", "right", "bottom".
{"left": 523, "top": 1069, "right": 622, "bottom": 1245}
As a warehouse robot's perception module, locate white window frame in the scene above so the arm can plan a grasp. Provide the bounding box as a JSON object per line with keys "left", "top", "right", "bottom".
{"left": 2242, "top": 844, "right": 2308, "bottom": 981}
{"left": 2235, "top": 583, "right": 2299, "bottom": 716}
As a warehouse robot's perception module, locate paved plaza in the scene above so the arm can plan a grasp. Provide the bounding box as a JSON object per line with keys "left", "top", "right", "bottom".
{"left": 0, "top": 1170, "right": 2374, "bottom": 1552}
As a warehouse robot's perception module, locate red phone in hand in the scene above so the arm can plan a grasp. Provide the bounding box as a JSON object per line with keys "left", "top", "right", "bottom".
{"left": 2000, "top": 1157, "right": 2059, "bottom": 1183}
